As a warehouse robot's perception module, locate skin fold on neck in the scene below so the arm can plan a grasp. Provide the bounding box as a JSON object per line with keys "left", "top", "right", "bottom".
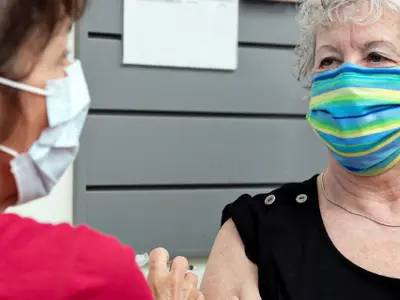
{"left": 323, "top": 154, "right": 400, "bottom": 223}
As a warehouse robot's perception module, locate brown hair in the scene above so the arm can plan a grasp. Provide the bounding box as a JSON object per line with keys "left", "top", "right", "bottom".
{"left": 0, "top": 0, "right": 88, "bottom": 80}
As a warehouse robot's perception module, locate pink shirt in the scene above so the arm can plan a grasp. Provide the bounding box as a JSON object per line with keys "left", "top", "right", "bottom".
{"left": 0, "top": 213, "right": 153, "bottom": 300}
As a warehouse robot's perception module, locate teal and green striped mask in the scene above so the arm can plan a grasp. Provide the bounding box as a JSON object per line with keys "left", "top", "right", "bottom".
{"left": 307, "top": 62, "right": 400, "bottom": 176}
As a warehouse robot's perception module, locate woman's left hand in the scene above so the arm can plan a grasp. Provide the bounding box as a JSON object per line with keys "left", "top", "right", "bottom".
{"left": 147, "top": 248, "right": 204, "bottom": 300}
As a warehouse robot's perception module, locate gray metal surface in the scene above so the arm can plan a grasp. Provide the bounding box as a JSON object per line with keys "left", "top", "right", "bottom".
{"left": 85, "top": 188, "right": 273, "bottom": 257}
{"left": 80, "top": 40, "right": 307, "bottom": 113}
{"left": 83, "top": 116, "right": 326, "bottom": 186}
{"left": 74, "top": 0, "right": 327, "bottom": 258}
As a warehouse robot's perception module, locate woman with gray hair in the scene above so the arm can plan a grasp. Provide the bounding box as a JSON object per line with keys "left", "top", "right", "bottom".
{"left": 197, "top": 0, "right": 400, "bottom": 299}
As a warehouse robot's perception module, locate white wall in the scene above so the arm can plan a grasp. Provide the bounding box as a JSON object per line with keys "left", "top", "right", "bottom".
{"left": 5, "top": 28, "right": 76, "bottom": 225}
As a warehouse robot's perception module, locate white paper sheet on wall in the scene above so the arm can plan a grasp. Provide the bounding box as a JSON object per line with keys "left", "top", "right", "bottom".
{"left": 123, "top": 0, "right": 239, "bottom": 70}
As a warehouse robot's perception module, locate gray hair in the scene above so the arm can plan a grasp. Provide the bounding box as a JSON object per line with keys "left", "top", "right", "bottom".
{"left": 294, "top": 0, "right": 400, "bottom": 83}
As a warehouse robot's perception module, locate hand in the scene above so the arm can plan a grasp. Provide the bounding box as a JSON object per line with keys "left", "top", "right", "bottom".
{"left": 147, "top": 248, "right": 204, "bottom": 300}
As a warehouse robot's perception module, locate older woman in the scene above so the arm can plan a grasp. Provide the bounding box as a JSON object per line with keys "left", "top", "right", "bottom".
{"left": 199, "top": 0, "right": 400, "bottom": 299}
{"left": 0, "top": 1, "right": 201, "bottom": 299}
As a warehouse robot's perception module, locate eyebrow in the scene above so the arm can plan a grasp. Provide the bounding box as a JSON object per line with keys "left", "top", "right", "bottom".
{"left": 315, "top": 45, "right": 340, "bottom": 56}
{"left": 316, "top": 40, "right": 400, "bottom": 57}
{"left": 362, "top": 40, "right": 399, "bottom": 53}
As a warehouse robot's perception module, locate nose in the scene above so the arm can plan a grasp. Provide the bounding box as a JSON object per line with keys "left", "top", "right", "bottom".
{"left": 62, "top": 59, "right": 72, "bottom": 77}
{"left": 64, "top": 58, "right": 72, "bottom": 67}
{"left": 341, "top": 48, "right": 363, "bottom": 66}
{"left": 343, "top": 56, "right": 359, "bottom": 65}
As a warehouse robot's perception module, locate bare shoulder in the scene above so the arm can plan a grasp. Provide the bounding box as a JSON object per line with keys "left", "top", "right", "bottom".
{"left": 202, "top": 176, "right": 318, "bottom": 300}
{"left": 201, "top": 219, "right": 260, "bottom": 300}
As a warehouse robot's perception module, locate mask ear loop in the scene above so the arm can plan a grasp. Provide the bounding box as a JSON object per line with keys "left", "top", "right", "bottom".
{"left": 0, "top": 77, "right": 51, "bottom": 96}
{"left": 0, "top": 145, "right": 19, "bottom": 158}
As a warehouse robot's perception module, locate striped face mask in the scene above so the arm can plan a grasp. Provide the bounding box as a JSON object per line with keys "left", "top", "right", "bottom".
{"left": 307, "top": 62, "right": 400, "bottom": 176}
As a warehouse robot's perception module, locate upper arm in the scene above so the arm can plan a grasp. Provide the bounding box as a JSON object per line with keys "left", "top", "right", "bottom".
{"left": 200, "top": 219, "right": 261, "bottom": 300}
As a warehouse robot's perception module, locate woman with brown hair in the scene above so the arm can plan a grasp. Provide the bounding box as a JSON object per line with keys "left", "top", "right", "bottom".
{"left": 0, "top": 1, "right": 202, "bottom": 299}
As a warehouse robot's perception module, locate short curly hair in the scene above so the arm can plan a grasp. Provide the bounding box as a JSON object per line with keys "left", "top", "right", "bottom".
{"left": 294, "top": 0, "right": 400, "bottom": 84}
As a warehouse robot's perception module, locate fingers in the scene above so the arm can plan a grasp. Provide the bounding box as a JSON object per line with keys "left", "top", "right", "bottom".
{"left": 188, "top": 289, "right": 205, "bottom": 300}
{"left": 178, "top": 272, "right": 197, "bottom": 299}
{"left": 170, "top": 256, "right": 189, "bottom": 278}
{"left": 147, "top": 248, "right": 204, "bottom": 300}
{"left": 185, "top": 271, "right": 198, "bottom": 288}
{"left": 149, "top": 247, "right": 170, "bottom": 276}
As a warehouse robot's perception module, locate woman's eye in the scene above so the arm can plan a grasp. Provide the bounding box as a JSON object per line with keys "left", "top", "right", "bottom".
{"left": 319, "top": 58, "right": 338, "bottom": 68}
{"left": 366, "top": 52, "right": 387, "bottom": 63}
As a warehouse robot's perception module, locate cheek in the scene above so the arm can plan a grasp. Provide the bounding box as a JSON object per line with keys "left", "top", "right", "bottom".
{"left": 7, "top": 50, "right": 36, "bottom": 81}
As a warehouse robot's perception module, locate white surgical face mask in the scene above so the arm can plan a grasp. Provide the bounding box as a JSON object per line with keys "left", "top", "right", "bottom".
{"left": 0, "top": 60, "right": 90, "bottom": 205}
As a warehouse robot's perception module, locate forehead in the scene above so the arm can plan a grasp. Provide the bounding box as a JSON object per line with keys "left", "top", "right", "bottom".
{"left": 316, "top": 4, "right": 400, "bottom": 48}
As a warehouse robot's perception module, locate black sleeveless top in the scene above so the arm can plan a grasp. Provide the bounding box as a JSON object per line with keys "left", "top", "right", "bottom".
{"left": 221, "top": 175, "right": 400, "bottom": 300}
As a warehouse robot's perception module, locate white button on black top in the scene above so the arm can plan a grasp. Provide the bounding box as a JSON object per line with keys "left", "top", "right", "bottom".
{"left": 264, "top": 194, "right": 276, "bottom": 205}
{"left": 296, "top": 194, "right": 308, "bottom": 203}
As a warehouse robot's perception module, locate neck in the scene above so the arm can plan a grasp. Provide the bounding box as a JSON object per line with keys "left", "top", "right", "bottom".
{"left": 324, "top": 158, "right": 400, "bottom": 219}
{"left": 0, "top": 151, "right": 17, "bottom": 213}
